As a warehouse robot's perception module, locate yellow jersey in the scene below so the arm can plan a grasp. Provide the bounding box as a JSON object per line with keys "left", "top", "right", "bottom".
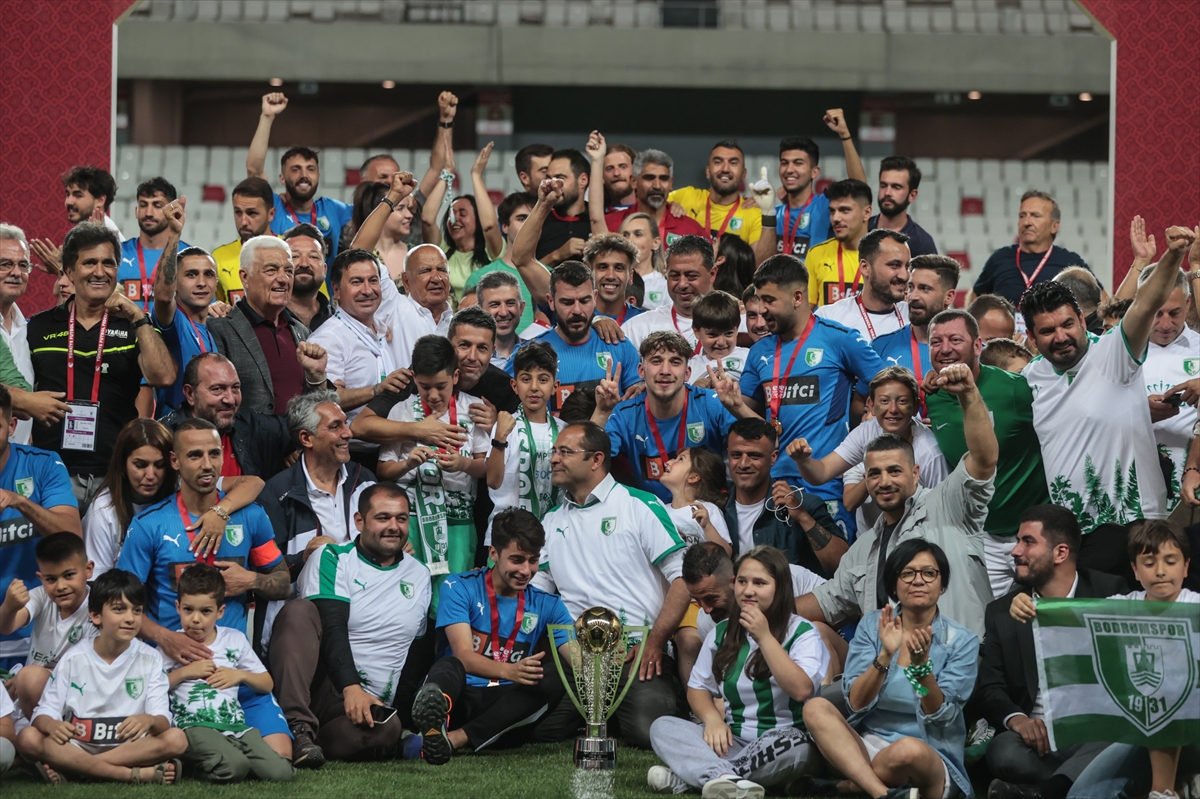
{"left": 667, "top": 186, "right": 761, "bottom": 244}
{"left": 212, "top": 238, "right": 329, "bottom": 305}
{"left": 804, "top": 238, "right": 861, "bottom": 307}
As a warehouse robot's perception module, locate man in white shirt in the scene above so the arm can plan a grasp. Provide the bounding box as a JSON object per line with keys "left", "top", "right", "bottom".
{"left": 815, "top": 228, "right": 910, "bottom": 341}
{"left": 621, "top": 235, "right": 717, "bottom": 351}
{"left": 532, "top": 422, "right": 690, "bottom": 749}
{"left": 382, "top": 243, "right": 454, "bottom": 369}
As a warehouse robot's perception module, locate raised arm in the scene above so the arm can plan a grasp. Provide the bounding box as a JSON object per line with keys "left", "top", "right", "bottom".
{"left": 585, "top": 131, "right": 611, "bottom": 235}
{"left": 510, "top": 178, "right": 561, "bottom": 302}
{"left": 1114, "top": 215, "right": 1159, "bottom": 300}
{"left": 750, "top": 167, "right": 777, "bottom": 265}
{"left": 106, "top": 292, "right": 177, "bottom": 388}
{"left": 152, "top": 198, "right": 185, "bottom": 327}
{"left": 420, "top": 140, "right": 453, "bottom": 247}
{"left": 1122, "top": 226, "right": 1197, "bottom": 355}
{"left": 419, "top": 92, "right": 457, "bottom": 200}
{"left": 785, "top": 437, "right": 851, "bottom": 486}
{"left": 351, "top": 171, "right": 416, "bottom": 253}
{"left": 470, "top": 142, "right": 504, "bottom": 260}
{"left": 931, "top": 363, "right": 997, "bottom": 480}
{"left": 247, "top": 93, "right": 287, "bottom": 180}
{"left": 824, "top": 109, "right": 865, "bottom": 183}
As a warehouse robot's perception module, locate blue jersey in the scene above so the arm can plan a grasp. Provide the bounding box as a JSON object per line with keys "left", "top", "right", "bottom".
{"left": 117, "top": 495, "right": 283, "bottom": 634}
{"left": 0, "top": 445, "right": 77, "bottom": 669}
{"left": 596, "top": 305, "right": 646, "bottom": 323}
{"left": 153, "top": 306, "right": 216, "bottom": 416}
{"left": 531, "top": 327, "right": 641, "bottom": 412}
{"left": 774, "top": 194, "right": 832, "bottom": 260}
{"left": 858, "top": 324, "right": 929, "bottom": 396}
{"left": 739, "top": 317, "right": 885, "bottom": 498}
{"left": 269, "top": 194, "right": 353, "bottom": 266}
{"left": 605, "top": 385, "right": 737, "bottom": 502}
{"left": 118, "top": 238, "right": 192, "bottom": 310}
{"left": 436, "top": 569, "right": 572, "bottom": 687}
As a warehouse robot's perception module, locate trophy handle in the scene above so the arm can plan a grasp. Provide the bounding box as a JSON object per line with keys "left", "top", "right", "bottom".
{"left": 546, "top": 624, "right": 588, "bottom": 719}
{"left": 606, "top": 625, "right": 650, "bottom": 721}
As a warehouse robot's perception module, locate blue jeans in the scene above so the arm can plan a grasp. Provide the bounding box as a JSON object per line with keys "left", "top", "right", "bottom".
{"left": 1068, "top": 743, "right": 1200, "bottom": 799}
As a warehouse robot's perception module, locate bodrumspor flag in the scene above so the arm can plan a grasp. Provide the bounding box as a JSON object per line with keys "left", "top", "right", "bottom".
{"left": 1033, "top": 598, "right": 1199, "bottom": 750}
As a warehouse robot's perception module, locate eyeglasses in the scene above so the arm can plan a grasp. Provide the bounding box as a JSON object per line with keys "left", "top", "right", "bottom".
{"left": 899, "top": 568, "right": 941, "bottom": 584}
{"left": 0, "top": 260, "right": 32, "bottom": 275}
{"left": 550, "top": 447, "right": 595, "bottom": 458}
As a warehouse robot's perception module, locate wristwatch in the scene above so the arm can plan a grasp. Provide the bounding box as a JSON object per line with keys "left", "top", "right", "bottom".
{"left": 133, "top": 316, "right": 153, "bottom": 328}
{"left": 438, "top": 121, "right": 454, "bottom": 129}
{"left": 491, "top": 438, "right": 508, "bottom": 450}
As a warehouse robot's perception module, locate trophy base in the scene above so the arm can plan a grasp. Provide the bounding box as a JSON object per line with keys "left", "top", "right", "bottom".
{"left": 574, "top": 736, "right": 616, "bottom": 770}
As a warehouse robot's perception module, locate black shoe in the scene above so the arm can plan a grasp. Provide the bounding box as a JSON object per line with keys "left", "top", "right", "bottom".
{"left": 289, "top": 722, "right": 326, "bottom": 770}
{"left": 785, "top": 775, "right": 842, "bottom": 796}
{"left": 412, "top": 682, "right": 452, "bottom": 766}
{"left": 882, "top": 787, "right": 918, "bottom": 799}
{"left": 988, "top": 778, "right": 1046, "bottom": 799}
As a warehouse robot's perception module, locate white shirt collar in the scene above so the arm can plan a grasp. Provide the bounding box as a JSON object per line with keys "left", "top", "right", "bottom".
{"left": 566, "top": 473, "right": 618, "bottom": 508}
{"left": 301, "top": 454, "right": 347, "bottom": 498}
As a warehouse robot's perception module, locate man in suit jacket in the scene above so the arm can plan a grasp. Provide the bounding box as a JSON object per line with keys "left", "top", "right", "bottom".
{"left": 979, "top": 504, "right": 1127, "bottom": 799}
{"left": 208, "top": 235, "right": 329, "bottom": 414}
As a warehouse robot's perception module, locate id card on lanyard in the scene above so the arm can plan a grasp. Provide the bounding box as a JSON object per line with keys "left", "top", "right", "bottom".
{"left": 62, "top": 305, "right": 108, "bottom": 452}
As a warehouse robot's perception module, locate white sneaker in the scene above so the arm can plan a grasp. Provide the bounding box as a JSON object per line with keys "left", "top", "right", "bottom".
{"left": 1182, "top": 773, "right": 1200, "bottom": 799}
{"left": 701, "top": 775, "right": 740, "bottom": 799}
{"left": 735, "top": 779, "right": 765, "bottom": 799}
{"left": 647, "top": 765, "right": 687, "bottom": 794}
{"left": 1149, "top": 792, "right": 1180, "bottom": 799}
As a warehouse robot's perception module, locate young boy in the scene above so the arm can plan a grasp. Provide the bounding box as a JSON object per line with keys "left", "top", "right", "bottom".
{"left": 0, "top": 532, "right": 97, "bottom": 722}
{"left": 413, "top": 508, "right": 573, "bottom": 765}
{"left": 486, "top": 342, "right": 561, "bottom": 543}
{"left": 164, "top": 564, "right": 293, "bottom": 783}
{"left": 378, "top": 335, "right": 490, "bottom": 609}
{"left": 16, "top": 569, "right": 187, "bottom": 784}
{"left": 979, "top": 337, "right": 1033, "bottom": 374}
{"left": 688, "top": 290, "right": 750, "bottom": 386}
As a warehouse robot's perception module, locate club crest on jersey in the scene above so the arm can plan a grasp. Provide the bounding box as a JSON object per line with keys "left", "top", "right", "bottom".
{"left": 601, "top": 517, "right": 616, "bottom": 536}
{"left": 67, "top": 624, "right": 83, "bottom": 644}
{"left": 15, "top": 477, "right": 33, "bottom": 498}
{"left": 723, "top": 358, "right": 740, "bottom": 371}
{"left": 728, "top": 217, "right": 743, "bottom": 232}
{"left": 399, "top": 580, "right": 415, "bottom": 599}
{"left": 596, "top": 352, "right": 612, "bottom": 370}
{"left": 521, "top": 613, "right": 538, "bottom": 634}
{"left": 686, "top": 422, "right": 705, "bottom": 444}
{"left": 1185, "top": 358, "right": 1199, "bottom": 377}
{"left": 224, "top": 525, "right": 244, "bottom": 546}
{"left": 648, "top": 291, "right": 664, "bottom": 303}
{"left": 317, "top": 216, "right": 330, "bottom": 232}
{"left": 125, "top": 677, "right": 144, "bottom": 699}
{"left": 804, "top": 348, "right": 824, "bottom": 367}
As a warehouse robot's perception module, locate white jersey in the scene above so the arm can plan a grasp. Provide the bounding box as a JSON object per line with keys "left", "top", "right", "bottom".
{"left": 690, "top": 614, "right": 829, "bottom": 737}
{"left": 533, "top": 474, "right": 686, "bottom": 633}
{"left": 82, "top": 489, "right": 147, "bottom": 577}
{"left": 665, "top": 501, "right": 731, "bottom": 547}
{"left": 1023, "top": 327, "right": 1168, "bottom": 529}
{"left": 307, "top": 310, "right": 396, "bottom": 428}
{"left": 815, "top": 297, "right": 909, "bottom": 342}
{"left": 1110, "top": 588, "right": 1200, "bottom": 603}
{"left": 835, "top": 418, "right": 949, "bottom": 488}
{"left": 1141, "top": 327, "right": 1199, "bottom": 501}
{"left": 486, "top": 414, "right": 561, "bottom": 545}
{"left": 688, "top": 346, "right": 750, "bottom": 386}
{"left": 33, "top": 639, "right": 170, "bottom": 748}
{"left": 641, "top": 270, "right": 670, "bottom": 310}
{"left": 298, "top": 542, "right": 431, "bottom": 705}
{"left": 23, "top": 586, "right": 97, "bottom": 669}
{"left": 622, "top": 305, "right": 696, "bottom": 352}
{"left": 696, "top": 565, "right": 827, "bottom": 641}
{"left": 162, "top": 626, "right": 263, "bottom": 735}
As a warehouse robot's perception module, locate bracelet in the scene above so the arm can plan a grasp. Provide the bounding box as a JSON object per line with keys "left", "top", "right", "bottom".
{"left": 1184, "top": 466, "right": 1200, "bottom": 476}
{"left": 380, "top": 196, "right": 395, "bottom": 211}
{"left": 439, "top": 169, "right": 455, "bottom": 182}
{"left": 903, "top": 659, "right": 934, "bottom": 697}
{"left": 438, "top": 121, "right": 454, "bottom": 129}
{"left": 305, "top": 376, "right": 327, "bottom": 387}
{"left": 871, "top": 656, "right": 890, "bottom": 675}
{"left": 208, "top": 504, "right": 231, "bottom": 522}
{"left": 491, "top": 438, "right": 508, "bottom": 450}
{"left": 840, "top": 135, "right": 852, "bottom": 141}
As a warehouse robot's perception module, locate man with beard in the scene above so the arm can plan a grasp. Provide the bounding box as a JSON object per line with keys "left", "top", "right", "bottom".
{"left": 281, "top": 225, "right": 332, "bottom": 331}
{"left": 59, "top": 165, "right": 122, "bottom": 240}
{"left": 476, "top": 270, "right": 528, "bottom": 374}
{"left": 602, "top": 149, "right": 708, "bottom": 249}
{"left": 816, "top": 229, "right": 911, "bottom": 341}
{"left": 621, "top": 235, "right": 716, "bottom": 351}
{"left": 212, "top": 177, "right": 277, "bottom": 305}
{"left": 668, "top": 140, "right": 772, "bottom": 261}
{"left": 117, "top": 178, "right": 191, "bottom": 312}
{"left": 977, "top": 505, "right": 1125, "bottom": 799}
{"left": 803, "top": 179, "right": 873, "bottom": 309}
{"left": 247, "top": 93, "right": 353, "bottom": 265}
{"left": 923, "top": 309, "right": 1047, "bottom": 598}
{"left": 602, "top": 142, "right": 637, "bottom": 212}
{"left": 1020, "top": 226, "right": 1194, "bottom": 551}
{"left": 514, "top": 143, "right": 554, "bottom": 194}
{"left": 534, "top": 149, "right": 592, "bottom": 266}
{"left": 161, "top": 352, "right": 294, "bottom": 481}
{"left": 866, "top": 156, "right": 937, "bottom": 257}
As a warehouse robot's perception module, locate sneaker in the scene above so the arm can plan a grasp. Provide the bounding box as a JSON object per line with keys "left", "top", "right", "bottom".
{"left": 1181, "top": 773, "right": 1200, "bottom": 799}
{"left": 1148, "top": 792, "right": 1180, "bottom": 799}
{"left": 785, "top": 775, "right": 842, "bottom": 797}
{"left": 412, "top": 682, "right": 452, "bottom": 766}
{"left": 735, "top": 779, "right": 765, "bottom": 799}
{"left": 647, "top": 765, "right": 688, "bottom": 794}
{"left": 702, "top": 775, "right": 740, "bottom": 799}
{"left": 398, "top": 729, "right": 423, "bottom": 761}
{"left": 965, "top": 718, "right": 995, "bottom": 763}
{"left": 883, "top": 786, "right": 919, "bottom": 799}
{"left": 288, "top": 722, "right": 325, "bottom": 770}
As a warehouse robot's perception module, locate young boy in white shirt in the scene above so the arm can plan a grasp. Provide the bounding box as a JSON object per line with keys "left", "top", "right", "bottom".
{"left": 163, "top": 564, "right": 293, "bottom": 783}
{"left": 16, "top": 569, "right": 186, "bottom": 784}
{"left": 0, "top": 532, "right": 97, "bottom": 722}
{"left": 688, "top": 290, "right": 750, "bottom": 387}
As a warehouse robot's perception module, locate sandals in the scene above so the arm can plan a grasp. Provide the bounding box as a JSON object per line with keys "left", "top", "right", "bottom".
{"left": 131, "top": 758, "right": 182, "bottom": 785}
{"left": 30, "top": 760, "right": 67, "bottom": 784}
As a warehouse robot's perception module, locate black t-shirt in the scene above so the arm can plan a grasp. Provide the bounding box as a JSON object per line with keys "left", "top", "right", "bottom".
{"left": 28, "top": 301, "right": 145, "bottom": 478}
{"left": 972, "top": 244, "right": 1093, "bottom": 306}
{"left": 366, "top": 364, "right": 520, "bottom": 418}
{"left": 868, "top": 214, "right": 939, "bottom": 258}
{"left": 535, "top": 206, "right": 592, "bottom": 261}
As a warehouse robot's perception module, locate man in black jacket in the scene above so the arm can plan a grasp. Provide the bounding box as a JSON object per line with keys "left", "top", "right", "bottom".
{"left": 161, "top": 352, "right": 294, "bottom": 480}
{"left": 979, "top": 504, "right": 1127, "bottom": 799}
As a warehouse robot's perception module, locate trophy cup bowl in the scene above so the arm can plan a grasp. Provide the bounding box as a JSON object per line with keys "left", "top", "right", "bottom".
{"left": 548, "top": 607, "right": 647, "bottom": 770}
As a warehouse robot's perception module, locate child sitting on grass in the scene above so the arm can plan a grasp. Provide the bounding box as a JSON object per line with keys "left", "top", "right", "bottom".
{"left": 163, "top": 564, "right": 294, "bottom": 784}
{"left": 16, "top": 569, "right": 186, "bottom": 784}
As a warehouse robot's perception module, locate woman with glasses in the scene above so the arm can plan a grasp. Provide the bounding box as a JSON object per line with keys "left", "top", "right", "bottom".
{"left": 798, "top": 539, "right": 979, "bottom": 799}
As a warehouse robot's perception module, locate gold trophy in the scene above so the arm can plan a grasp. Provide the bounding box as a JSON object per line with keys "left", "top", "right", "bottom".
{"left": 547, "top": 606, "right": 647, "bottom": 769}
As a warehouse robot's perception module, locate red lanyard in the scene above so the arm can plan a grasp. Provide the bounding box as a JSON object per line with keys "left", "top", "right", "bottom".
{"left": 836, "top": 243, "right": 862, "bottom": 302}
{"left": 66, "top": 304, "right": 108, "bottom": 404}
{"left": 671, "top": 307, "right": 702, "bottom": 355}
{"left": 177, "top": 493, "right": 216, "bottom": 565}
{"left": 705, "top": 195, "right": 737, "bottom": 242}
{"left": 616, "top": 305, "right": 628, "bottom": 325}
{"left": 769, "top": 315, "right": 816, "bottom": 423}
{"left": 183, "top": 310, "right": 208, "bottom": 354}
{"left": 283, "top": 199, "right": 317, "bottom": 228}
{"left": 856, "top": 296, "right": 904, "bottom": 341}
{"left": 1017, "top": 246, "right": 1054, "bottom": 290}
{"left": 910, "top": 329, "right": 927, "bottom": 414}
{"left": 485, "top": 568, "right": 525, "bottom": 665}
{"left": 422, "top": 396, "right": 458, "bottom": 450}
{"left": 782, "top": 195, "right": 814, "bottom": 255}
{"left": 646, "top": 390, "right": 689, "bottom": 462}
{"left": 135, "top": 240, "right": 158, "bottom": 311}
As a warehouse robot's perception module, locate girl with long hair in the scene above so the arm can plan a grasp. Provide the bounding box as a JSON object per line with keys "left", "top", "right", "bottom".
{"left": 620, "top": 213, "right": 669, "bottom": 310}
{"left": 649, "top": 546, "right": 828, "bottom": 798}
{"left": 660, "top": 447, "right": 732, "bottom": 554}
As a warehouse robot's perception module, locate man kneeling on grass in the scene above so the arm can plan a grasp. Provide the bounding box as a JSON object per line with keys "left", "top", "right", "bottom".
{"left": 413, "top": 508, "right": 572, "bottom": 764}
{"left": 16, "top": 569, "right": 188, "bottom": 784}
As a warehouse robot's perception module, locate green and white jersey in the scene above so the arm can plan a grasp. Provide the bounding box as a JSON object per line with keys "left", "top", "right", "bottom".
{"left": 1023, "top": 326, "right": 1168, "bottom": 531}
{"left": 24, "top": 585, "right": 96, "bottom": 669}
{"left": 485, "top": 413, "right": 560, "bottom": 546}
{"left": 690, "top": 614, "right": 828, "bottom": 738}
{"left": 1142, "top": 326, "right": 1199, "bottom": 502}
{"left": 688, "top": 346, "right": 751, "bottom": 386}
{"left": 161, "top": 626, "right": 262, "bottom": 735}
{"left": 33, "top": 639, "right": 170, "bottom": 748}
{"left": 298, "top": 542, "right": 431, "bottom": 705}
{"left": 534, "top": 474, "right": 686, "bottom": 633}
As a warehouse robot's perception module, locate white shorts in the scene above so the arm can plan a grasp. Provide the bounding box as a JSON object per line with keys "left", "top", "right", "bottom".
{"left": 984, "top": 533, "right": 1018, "bottom": 599}
{"left": 861, "top": 732, "right": 957, "bottom": 799}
